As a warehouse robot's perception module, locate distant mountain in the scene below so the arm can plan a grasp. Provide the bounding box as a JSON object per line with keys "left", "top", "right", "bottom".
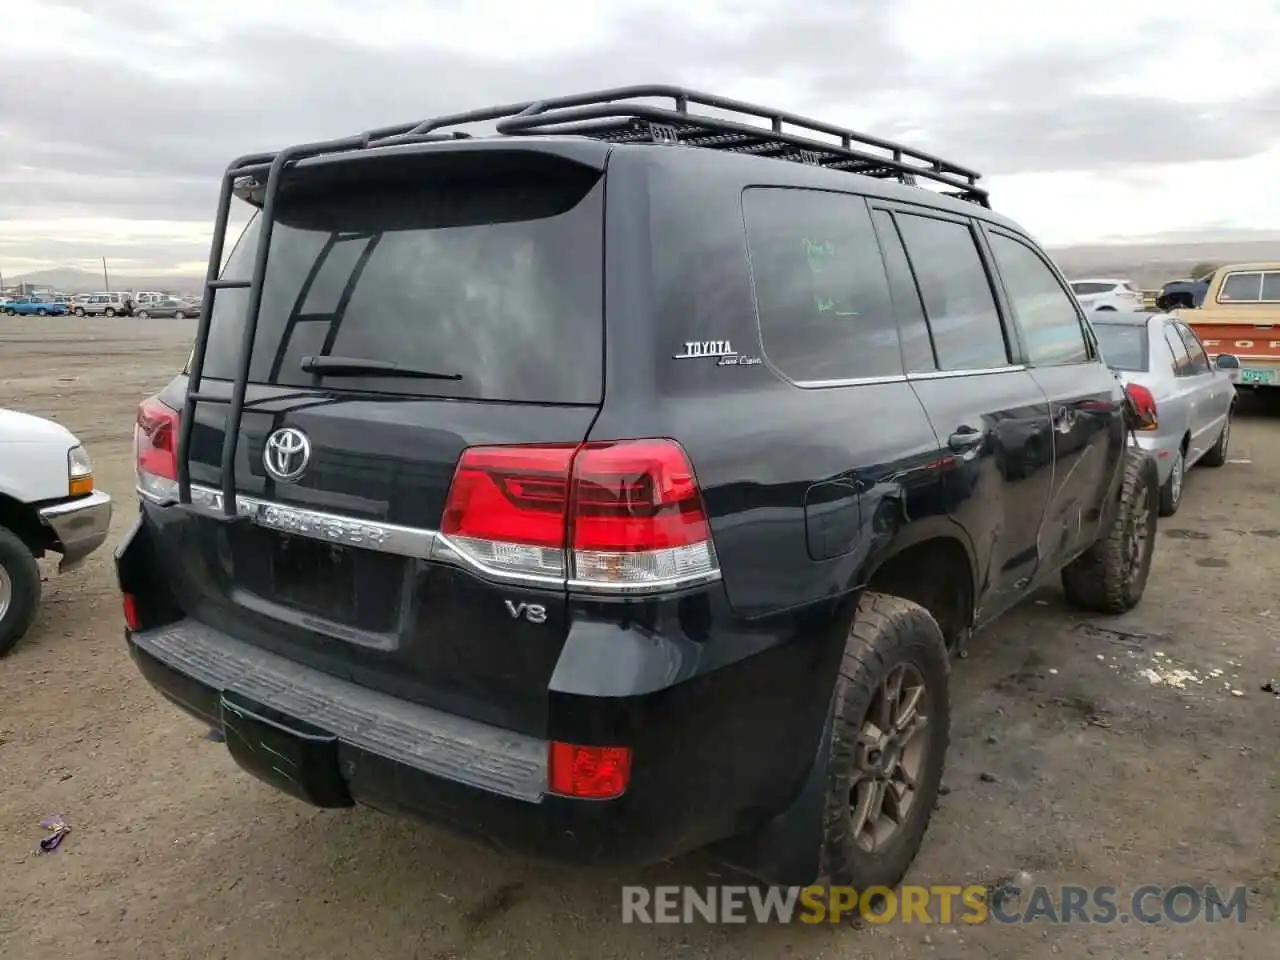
{"left": 12, "top": 237, "right": 1277, "bottom": 298}
{"left": 9, "top": 267, "right": 203, "bottom": 295}
{"left": 1046, "top": 239, "right": 1279, "bottom": 289}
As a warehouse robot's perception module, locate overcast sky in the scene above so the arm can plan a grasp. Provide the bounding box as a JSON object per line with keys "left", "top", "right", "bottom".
{"left": 3, "top": 0, "right": 1279, "bottom": 279}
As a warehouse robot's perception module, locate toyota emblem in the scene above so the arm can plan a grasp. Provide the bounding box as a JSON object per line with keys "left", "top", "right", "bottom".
{"left": 263, "top": 427, "right": 312, "bottom": 482}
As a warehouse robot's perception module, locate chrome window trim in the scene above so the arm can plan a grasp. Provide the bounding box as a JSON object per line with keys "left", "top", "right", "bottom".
{"left": 907, "top": 364, "right": 1027, "bottom": 381}
{"left": 792, "top": 373, "right": 908, "bottom": 389}
{"left": 142, "top": 483, "right": 721, "bottom": 596}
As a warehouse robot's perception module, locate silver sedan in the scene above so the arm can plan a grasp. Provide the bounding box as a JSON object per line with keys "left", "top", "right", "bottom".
{"left": 1091, "top": 311, "right": 1238, "bottom": 516}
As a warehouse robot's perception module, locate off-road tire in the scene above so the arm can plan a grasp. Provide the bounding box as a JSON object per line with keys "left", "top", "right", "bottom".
{"left": 0, "top": 525, "right": 42, "bottom": 656}
{"left": 1200, "top": 409, "right": 1232, "bottom": 467}
{"left": 818, "top": 592, "right": 951, "bottom": 891}
{"left": 1061, "top": 449, "right": 1157, "bottom": 614}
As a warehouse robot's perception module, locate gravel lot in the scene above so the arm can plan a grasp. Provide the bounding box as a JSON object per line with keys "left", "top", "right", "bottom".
{"left": 1, "top": 316, "right": 1276, "bottom": 959}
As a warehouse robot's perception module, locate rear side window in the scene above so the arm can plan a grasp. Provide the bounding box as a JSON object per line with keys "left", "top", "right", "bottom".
{"left": 1070, "top": 281, "right": 1113, "bottom": 295}
{"left": 1219, "top": 272, "right": 1262, "bottom": 302}
{"left": 202, "top": 163, "right": 604, "bottom": 403}
{"left": 894, "top": 213, "right": 1009, "bottom": 371}
{"left": 1262, "top": 272, "right": 1280, "bottom": 301}
{"left": 1092, "top": 324, "right": 1148, "bottom": 371}
{"left": 872, "top": 209, "right": 936, "bottom": 373}
{"left": 1164, "top": 326, "right": 1192, "bottom": 375}
{"left": 742, "top": 188, "right": 901, "bottom": 382}
{"left": 1175, "top": 322, "right": 1210, "bottom": 373}
{"left": 987, "top": 232, "right": 1089, "bottom": 366}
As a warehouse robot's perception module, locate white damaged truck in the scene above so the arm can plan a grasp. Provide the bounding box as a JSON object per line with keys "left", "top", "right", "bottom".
{"left": 0, "top": 408, "right": 112, "bottom": 654}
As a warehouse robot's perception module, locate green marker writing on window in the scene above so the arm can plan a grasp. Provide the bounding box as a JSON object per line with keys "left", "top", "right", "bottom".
{"left": 802, "top": 237, "right": 836, "bottom": 272}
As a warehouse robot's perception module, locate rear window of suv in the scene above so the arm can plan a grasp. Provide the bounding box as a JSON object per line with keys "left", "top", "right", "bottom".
{"left": 1070, "top": 281, "right": 1114, "bottom": 295}
{"left": 202, "top": 162, "right": 605, "bottom": 404}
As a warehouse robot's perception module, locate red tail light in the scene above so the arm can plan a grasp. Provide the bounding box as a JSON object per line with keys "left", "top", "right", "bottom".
{"left": 438, "top": 439, "right": 719, "bottom": 591}
{"left": 548, "top": 742, "right": 632, "bottom": 799}
{"left": 1124, "top": 383, "right": 1158, "bottom": 430}
{"left": 136, "top": 395, "right": 180, "bottom": 501}
{"left": 122, "top": 592, "right": 140, "bottom": 631}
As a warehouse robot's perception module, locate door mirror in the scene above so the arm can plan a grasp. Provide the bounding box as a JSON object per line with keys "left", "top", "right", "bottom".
{"left": 1215, "top": 354, "right": 1241, "bottom": 370}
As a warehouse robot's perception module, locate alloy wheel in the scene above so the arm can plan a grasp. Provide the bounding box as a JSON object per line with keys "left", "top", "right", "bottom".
{"left": 849, "top": 663, "right": 931, "bottom": 852}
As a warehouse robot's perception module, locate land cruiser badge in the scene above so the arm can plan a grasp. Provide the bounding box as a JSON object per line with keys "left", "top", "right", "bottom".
{"left": 672, "top": 339, "right": 762, "bottom": 367}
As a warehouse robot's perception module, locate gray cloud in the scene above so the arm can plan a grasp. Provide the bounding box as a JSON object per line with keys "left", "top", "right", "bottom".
{"left": 898, "top": 46, "right": 1280, "bottom": 175}
{"left": 4, "top": 0, "right": 1279, "bottom": 273}
{"left": 0, "top": 2, "right": 898, "bottom": 232}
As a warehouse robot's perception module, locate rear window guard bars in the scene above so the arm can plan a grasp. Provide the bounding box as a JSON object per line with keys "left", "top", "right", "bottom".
{"left": 177, "top": 85, "right": 988, "bottom": 520}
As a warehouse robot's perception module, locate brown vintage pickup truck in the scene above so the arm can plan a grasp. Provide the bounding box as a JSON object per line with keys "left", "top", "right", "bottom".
{"left": 1174, "top": 262, "right": 1280, "bottom": 388}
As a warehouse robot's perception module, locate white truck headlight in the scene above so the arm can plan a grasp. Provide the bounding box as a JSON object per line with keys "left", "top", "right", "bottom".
{"left": 68, "top": 443, "right": 95, "bottom": 496}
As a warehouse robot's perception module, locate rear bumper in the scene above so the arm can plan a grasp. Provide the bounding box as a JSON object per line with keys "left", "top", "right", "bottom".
{"left": 39, "top": 490, "right": 112, "bottom": 571}
{"left": 127, "top": 618, "right": 707, "bottom": 867}
{"left": 116, "top": 501, "right": 843, "bottom": 878}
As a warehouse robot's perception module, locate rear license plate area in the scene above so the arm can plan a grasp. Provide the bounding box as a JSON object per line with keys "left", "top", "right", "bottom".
{"left": 271, "top": 535, "right": 356, "bottom": 619}
{"left": 1242, "top": 369, "right": 1274, "bottom": 385}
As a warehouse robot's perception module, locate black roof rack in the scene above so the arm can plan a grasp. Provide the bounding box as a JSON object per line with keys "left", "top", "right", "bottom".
{"left": 178, "top": 86, "right": 987, "bottom": 519}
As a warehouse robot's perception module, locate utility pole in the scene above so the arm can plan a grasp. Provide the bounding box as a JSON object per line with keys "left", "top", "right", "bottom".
{"left": 102, "top": 257, "right": 110, "bottom": 292}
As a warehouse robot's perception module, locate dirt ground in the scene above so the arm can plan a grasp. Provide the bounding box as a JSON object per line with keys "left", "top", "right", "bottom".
{"left": 1, "top": 316, "right": 1275, "bottom": 959}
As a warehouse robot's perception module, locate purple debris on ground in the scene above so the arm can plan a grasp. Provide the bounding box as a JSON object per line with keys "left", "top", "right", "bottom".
{"left": 205, "top": 728, "right": 226, "bottom": 743}
{"left": 39, "top": 814, "right": 71, "bottom": 853}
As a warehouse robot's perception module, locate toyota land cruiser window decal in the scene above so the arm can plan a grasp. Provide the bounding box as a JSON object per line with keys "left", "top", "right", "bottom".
{"left": 672, "top": 340, "right": 762, "bottom": 367}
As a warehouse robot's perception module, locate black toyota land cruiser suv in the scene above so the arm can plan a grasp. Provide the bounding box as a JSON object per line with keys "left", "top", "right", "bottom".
{"left": 116, "top": 86, "right": 1160, "bottom": 891}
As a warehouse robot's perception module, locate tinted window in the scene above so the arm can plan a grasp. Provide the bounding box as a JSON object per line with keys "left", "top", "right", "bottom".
{"left": 202, "top": 167, "right": 604, "bottom": 403}
{"left": 1175, "top": 322, "right": 1210, "bottom": 373}
{"left": 988, "top": 233, "right": 1089, "bottom": 365}
{"left": 871, "top": 209, "right": 935, "bottom": 373}
{"left": 1219, "top": 272, "right": 1262, "bottom": 302}
{"left": 1164, "top": 326, "right": 1191, "bottom": 375}
{"left": 742, "top": 188, "right": 902, "bottom": 382}
{"left": 895, "top": 213, "right": 1008, "bottom": 370}
{"left": 1262, "top": 272, "right": 1280, "bottom": 301}
{"left": 1071, "top": 281, "right": 1114, "bottom": 296}
{"left": 1093, "top": 324, "right": 1148, "bottom": 371}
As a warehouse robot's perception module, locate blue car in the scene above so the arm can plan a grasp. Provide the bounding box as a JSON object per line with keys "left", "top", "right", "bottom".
{"left": 3, "top": 297, "right": 70, "bottom": 317}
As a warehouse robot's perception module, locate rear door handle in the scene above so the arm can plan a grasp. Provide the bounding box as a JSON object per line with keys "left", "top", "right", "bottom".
{"left": 948, "top": 427, "right": 983, "bottom": 452}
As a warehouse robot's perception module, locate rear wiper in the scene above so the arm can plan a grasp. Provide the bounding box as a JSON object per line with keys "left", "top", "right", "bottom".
{"left": 299, "top": 355, "right": 463, "bottom": 381}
